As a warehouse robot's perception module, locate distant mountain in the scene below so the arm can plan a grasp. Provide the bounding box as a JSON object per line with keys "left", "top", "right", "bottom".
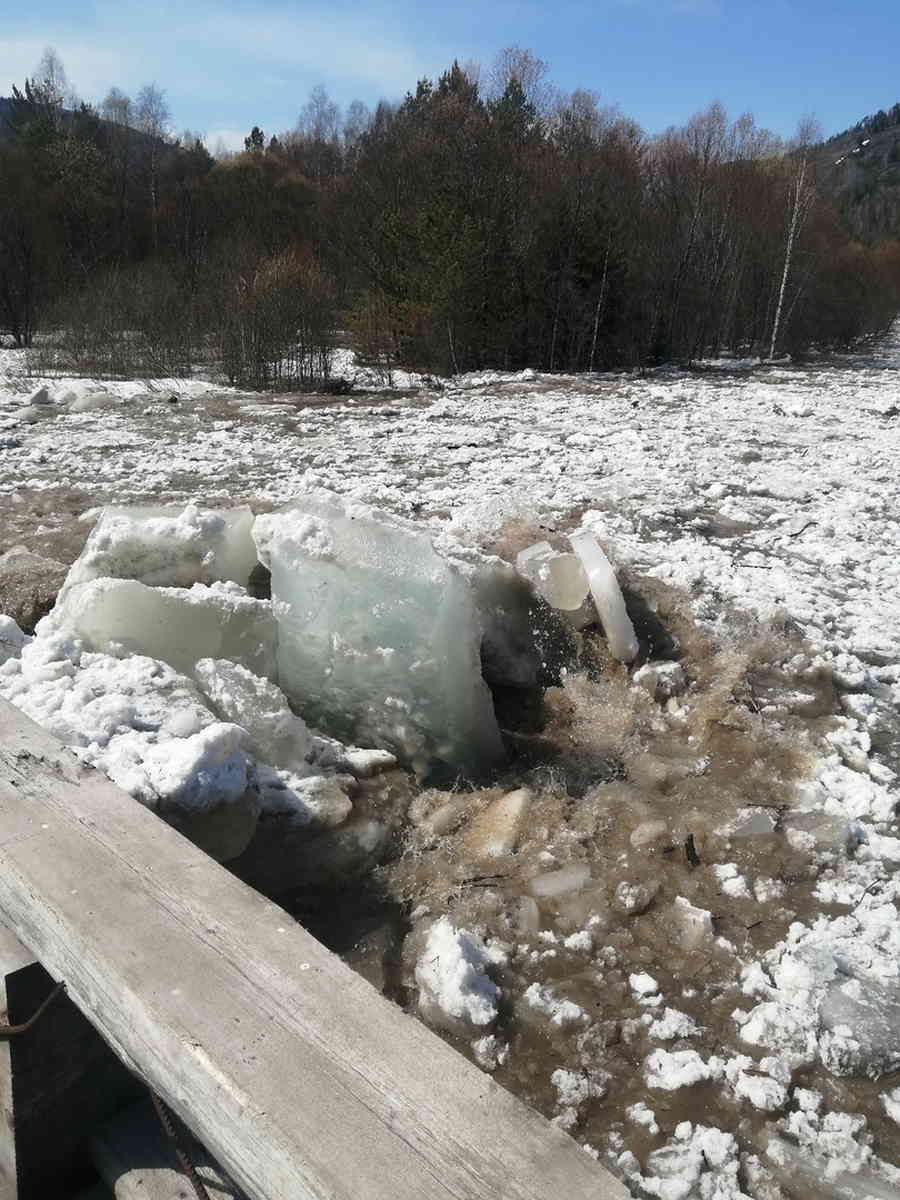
{"left": 817, "top": 104, "right": 900, "bottom": 243}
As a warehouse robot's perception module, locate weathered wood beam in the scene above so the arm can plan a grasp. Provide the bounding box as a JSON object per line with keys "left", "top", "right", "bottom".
{"left": 0, "top": 700, "right": 628, "bottom": 1200}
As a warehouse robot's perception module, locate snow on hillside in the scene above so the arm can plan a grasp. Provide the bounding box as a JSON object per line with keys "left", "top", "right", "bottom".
{"left": 1, "top": 334, "right": 899, "bottom": 1197}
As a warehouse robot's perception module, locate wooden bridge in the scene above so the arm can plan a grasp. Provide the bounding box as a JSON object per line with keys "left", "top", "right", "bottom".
{"left": 0, "top": 699, "right": 628, "bottom": 1200}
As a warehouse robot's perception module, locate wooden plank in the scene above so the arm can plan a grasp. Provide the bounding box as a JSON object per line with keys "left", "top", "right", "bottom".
{"left": 0, "top": 924, "right": 139, "bottom": 1200}
{"left": 92, "top": 1099, "right": 241, "bottom": 1200}
{"left": 0, "top": 700, "right": 629, "bottom": 1200}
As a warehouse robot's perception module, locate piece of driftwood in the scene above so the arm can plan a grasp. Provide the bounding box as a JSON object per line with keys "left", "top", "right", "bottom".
{"left": 0, "top": 700, "right": 628, "bottom": 1200}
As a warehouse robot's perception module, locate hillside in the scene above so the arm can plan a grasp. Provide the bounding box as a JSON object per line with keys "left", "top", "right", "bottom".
{"left": 817, "top": 105, "right": 900, "bottom": 243}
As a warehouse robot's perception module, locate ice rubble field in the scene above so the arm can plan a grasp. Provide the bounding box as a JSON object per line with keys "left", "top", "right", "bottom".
{"left": 1, "top": 333, "right": 900, "bottom": 1199}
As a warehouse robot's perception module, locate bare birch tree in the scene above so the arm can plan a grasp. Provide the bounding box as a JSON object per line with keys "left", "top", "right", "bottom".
{"left": 769, "top": 117, "right": 820, "bottom": 358}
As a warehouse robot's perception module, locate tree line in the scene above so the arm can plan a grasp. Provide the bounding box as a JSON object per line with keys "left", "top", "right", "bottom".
{"left": 2, "top": 47, "right": 899, "bottom": 384}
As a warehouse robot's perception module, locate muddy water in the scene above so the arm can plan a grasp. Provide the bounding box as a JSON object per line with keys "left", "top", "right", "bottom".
{"left": 304, "top": 567, "right": 900, "bottom": 1195}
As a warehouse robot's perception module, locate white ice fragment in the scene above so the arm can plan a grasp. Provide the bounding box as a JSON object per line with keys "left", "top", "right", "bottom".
{"left": 254, "top": 493, "right": 503, "bottom": 774}
{"left": 648, "top": 1008, "right": 702, "bottom": 1041}
{"left": 630, "top": 819, "right": 669, "bottom": 849}
{"left": 523, "top": 983, "right": 586, "bottom": 1027}
{"left": 713, "top": 863, "right": 752, "bottom": 899}
{"left": 528, "top": 863, "right": 591, "bottom": 898}
{"left": 471, "top": 1033, "right": 508, "bottom": 1072}
{"left": 630, "top": 972, "right": 659, "bottom": 997}
{"left": 415, "top": 918, "right": 500, "bottom": 1033}
{"left": 625, "top": 1102, "right": 659, "bottom": 1135}
{"left": 639, "top": 1125, "right": 743, "bottom": 1200}
{"left": 644, "top": 1049, "right": 723, "bottom": 1091}
{"left": 64, "top": 503, "right": 258, "bottom": 589}
{"left": 515, "top": 542, "right": 589, "bottom": 611}
{"left": 563, "top": 929, "right": 593, "bottom": 953}
{"left": 724, "top": 1055, "right": 788, "bottom": 1111}
{"left": 568, "top": 531, "right": 638, "bottom": 662}
{"left": 194, "top": 657, "right": 310, "bottom": 767}
{"left": 47, "top": 579, "right": 276, "bottom": 679}
{"left": 550, "top": 1067, "right": 609, "bottom": 1125}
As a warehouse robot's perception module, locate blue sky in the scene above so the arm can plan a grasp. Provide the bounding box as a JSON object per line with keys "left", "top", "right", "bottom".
{"left": 0, "top": 0, "right": 896, "bottom": 150}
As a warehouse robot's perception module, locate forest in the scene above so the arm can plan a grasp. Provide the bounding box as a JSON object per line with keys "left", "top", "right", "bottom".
{"left": 2, "top": 48, "right": 900, "bottom": 385}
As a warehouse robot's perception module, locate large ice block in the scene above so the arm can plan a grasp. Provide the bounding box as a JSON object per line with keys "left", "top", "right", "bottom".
{"left": 64, "top": 503, "right": 258, "bottom": 590}
{"left": 254, "top": 493, "right": 504, "bottom": 776}
{"left": 45, "top": 578, "right": 277, "bottom": 679}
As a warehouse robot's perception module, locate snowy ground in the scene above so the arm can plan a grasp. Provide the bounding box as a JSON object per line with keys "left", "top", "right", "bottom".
{"left": 1, "top": 334, "right": 899, "bottom": 1198}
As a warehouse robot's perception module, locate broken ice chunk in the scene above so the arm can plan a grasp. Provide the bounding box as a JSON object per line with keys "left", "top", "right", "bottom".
{"left": 568, "top": 531, "right": 638, "bottom": 663}
{"left": 465, "top": 787, "right": 532, "bottom": 858}
{"left": 673, "top": 896, "right": 714, "bottom": 950}
{"left": 194, "top": 658, "right": 310, "bottom": 768}
{"left": 254, "top": 493, "right": 504, "bottom": 775}
{"left": 255, "top": 768, "right": 352, "bottom": 826}
{"left": 630, "top": 972, "right": 659, "bottom": 997}
{"left": 515, "top": 542, "right": 590, "bottom": 611}
{"left": 528, "top": 863, "right": 592, "bottom": 899}
{"left": 46, "top": 579, "right": 276, "bottom": 679}
{"left": 819, "top": 977, "right": 900, "bottom": 1078}
{"left": 644, "top": 1049, "right": 723, "bottom": 1090}
{"left": 64, "top": 503, "right": 257, "bottom": 590}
